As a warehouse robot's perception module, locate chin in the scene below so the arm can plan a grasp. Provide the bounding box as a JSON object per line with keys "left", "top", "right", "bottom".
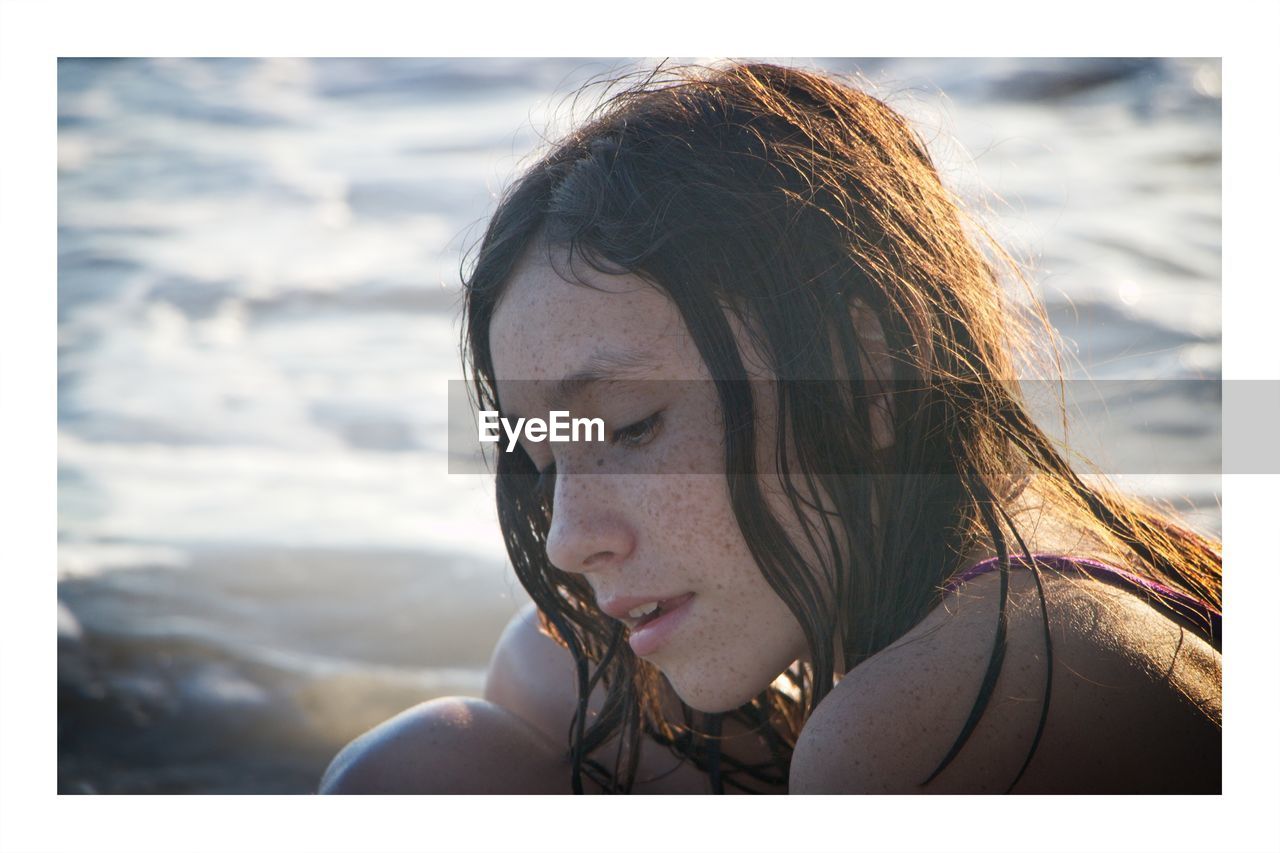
{"left": 662, "top": 667, "right": 777, "bottom": 714}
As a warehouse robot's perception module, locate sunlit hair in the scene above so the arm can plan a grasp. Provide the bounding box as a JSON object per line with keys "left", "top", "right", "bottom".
{"left": 461, "top": 62, "right": 1221, "bottom": 793}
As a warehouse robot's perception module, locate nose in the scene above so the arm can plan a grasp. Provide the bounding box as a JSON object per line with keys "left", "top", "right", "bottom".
{"left": 543, "top": 470, "right": 636, "bottom": 575}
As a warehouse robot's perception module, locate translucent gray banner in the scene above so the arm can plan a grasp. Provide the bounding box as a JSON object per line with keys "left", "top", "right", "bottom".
{"left": 445, "top": 379, "right": 1273, "bottom": 476}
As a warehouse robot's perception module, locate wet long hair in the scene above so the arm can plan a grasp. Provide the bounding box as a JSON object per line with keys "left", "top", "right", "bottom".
{"left": 460, "top": 62, "right": 1222, "bottom": 793}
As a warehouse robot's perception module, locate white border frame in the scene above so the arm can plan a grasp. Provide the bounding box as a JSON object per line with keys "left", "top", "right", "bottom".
{"left": 4, "top": 2, "right": 1278, "bottom": 852}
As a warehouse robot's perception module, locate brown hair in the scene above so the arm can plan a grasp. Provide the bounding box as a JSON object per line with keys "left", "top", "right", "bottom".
{"left": 461, "top": 62, "right": 1221, "bottom": 793}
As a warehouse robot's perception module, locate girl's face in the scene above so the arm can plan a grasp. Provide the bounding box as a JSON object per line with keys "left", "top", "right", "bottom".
{"left": 488, "top": 252, "right": 811, "bottom": 712}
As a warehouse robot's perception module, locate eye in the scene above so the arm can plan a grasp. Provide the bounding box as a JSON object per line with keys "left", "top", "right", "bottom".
{"left": 611, "top": 410, "right": 664, "bottom": 448}
{"left": 530, "top": 412, "right": 661, "bottom": 500}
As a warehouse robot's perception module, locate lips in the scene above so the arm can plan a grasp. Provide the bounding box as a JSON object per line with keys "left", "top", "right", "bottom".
{"left": 621, "top": 592, "right": 696, "bottom": 657}
{"left": 599, "top": 592, "right": 695, "bottom": 629}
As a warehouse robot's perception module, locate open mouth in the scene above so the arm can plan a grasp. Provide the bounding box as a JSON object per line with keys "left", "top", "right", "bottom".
{"left": 627, "top": 593, "right": 696, "bottom": 657}
{"left": 631, "top": 602, "right": 667, "bottom": 629}
{"left": 626, "top": 592, "right": 693, "bottom": 628}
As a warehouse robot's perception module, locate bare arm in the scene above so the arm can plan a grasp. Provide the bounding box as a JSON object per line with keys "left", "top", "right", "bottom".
{"left": 320, "top": 601, "right": 798, "bottom": 793}
{"left": 317, "top": 602, "right": 580, "bottom": 793}
{"left": 318, "top": 601, "right": 704, "bottom": 793}
{"left": 317, "top": 695, "right": 571, "bottom": 794}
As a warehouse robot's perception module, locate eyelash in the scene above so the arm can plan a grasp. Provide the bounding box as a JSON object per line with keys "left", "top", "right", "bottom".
{"left": 611, "top": 409, "right": 664, "bottom": 448}
{"left": 533, "top": 410, "right": 665, "bottom": 499}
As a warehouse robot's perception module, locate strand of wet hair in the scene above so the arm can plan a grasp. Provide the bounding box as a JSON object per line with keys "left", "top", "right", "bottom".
{"left": 538, "top": 604, "right": 596, "bottom": 795}
{"left": 638, "top": 706, "right": 787, "bottom": 793}
{"left": 704, "top": 713, "right": 724, "bottom": 794}
{"left": 994, "top": 499, "right": 1055, "bottom": 793}
{"left": 741, "top": 695, "right": 796, "bottom": 785}
{"left": 920, "top": 485, "right": 1010, "bottom": 785}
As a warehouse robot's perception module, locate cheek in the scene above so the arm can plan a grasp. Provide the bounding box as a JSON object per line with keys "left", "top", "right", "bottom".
{"left": 641, "top": 474, "right": 790, "bottom": 616}
{"left": 626, "top": 405, "right": 741, "bottom": 555}
{"left": 634, "top": 474, "right": 744, "bottom": 564}
{"left": 630, "top": 412, "right": 788, "bottom": 598}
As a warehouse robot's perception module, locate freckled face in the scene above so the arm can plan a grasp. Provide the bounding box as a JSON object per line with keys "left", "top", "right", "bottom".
{"left": 488, "top": 253, "right": 810, "bottom": 712}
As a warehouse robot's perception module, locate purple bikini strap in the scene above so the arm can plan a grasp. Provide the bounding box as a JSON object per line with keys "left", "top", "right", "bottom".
{"left": 944, "top": 553, "right": 1221, "bottom": 645}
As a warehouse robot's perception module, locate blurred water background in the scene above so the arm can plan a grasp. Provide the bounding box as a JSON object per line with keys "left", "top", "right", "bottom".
{"left": 56, "top": 58, "right": 1221, "bottom": 793}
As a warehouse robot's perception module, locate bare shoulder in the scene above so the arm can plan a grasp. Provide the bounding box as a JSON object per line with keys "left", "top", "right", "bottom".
{"left": 790, "top": 567, "right": 1221, "bottom": 794}
{"left": 790, "top": 570, "right": 1028, "bottom": 794}
{"left": 482, "top": 601, "right": 588, "bottom": 747}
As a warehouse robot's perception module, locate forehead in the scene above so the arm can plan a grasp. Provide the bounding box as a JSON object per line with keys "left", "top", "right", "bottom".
{"left": 488, "top": 253, "right": 704, "bottom": 396}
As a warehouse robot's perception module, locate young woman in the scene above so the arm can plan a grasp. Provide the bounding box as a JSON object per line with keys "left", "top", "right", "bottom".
{"left": 320, "top": 62, "right": 1221, "bottom": 794}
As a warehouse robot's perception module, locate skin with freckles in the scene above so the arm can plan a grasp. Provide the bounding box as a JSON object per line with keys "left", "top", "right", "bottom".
{"left": 477, "top": 250, "right": 1222, "bottom": 794}
{"left": 320, "top": 250, "right": 1222, "bottom": 795}
{"left": 488, "top": 252, "right": 816, "bottom": 712}
{"left": 322, "top": 63, "right": 1221, "bottom": 795}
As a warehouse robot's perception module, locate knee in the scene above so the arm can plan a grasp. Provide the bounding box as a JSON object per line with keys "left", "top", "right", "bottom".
{"left": 319, "top": 696, "right": 571, "bottom": 794}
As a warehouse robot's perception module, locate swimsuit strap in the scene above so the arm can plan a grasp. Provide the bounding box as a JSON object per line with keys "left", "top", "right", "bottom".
{"left": 945, "top": 553, "right": 1221, "bottom": 648}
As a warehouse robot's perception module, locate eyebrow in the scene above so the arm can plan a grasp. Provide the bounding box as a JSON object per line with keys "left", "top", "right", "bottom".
{"left": 502, "top": 346, "right": 659, "bottom": 418}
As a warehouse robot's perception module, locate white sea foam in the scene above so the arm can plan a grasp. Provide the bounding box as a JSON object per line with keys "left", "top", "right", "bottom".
{"left": 58, "top": 541, "right": 192, "bottom": 579}
{"left": 57, "top": 56, "right": 1221, "bottom": 584}
{"left": 59, "top": 431, "right": 504, "bottom": 558}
